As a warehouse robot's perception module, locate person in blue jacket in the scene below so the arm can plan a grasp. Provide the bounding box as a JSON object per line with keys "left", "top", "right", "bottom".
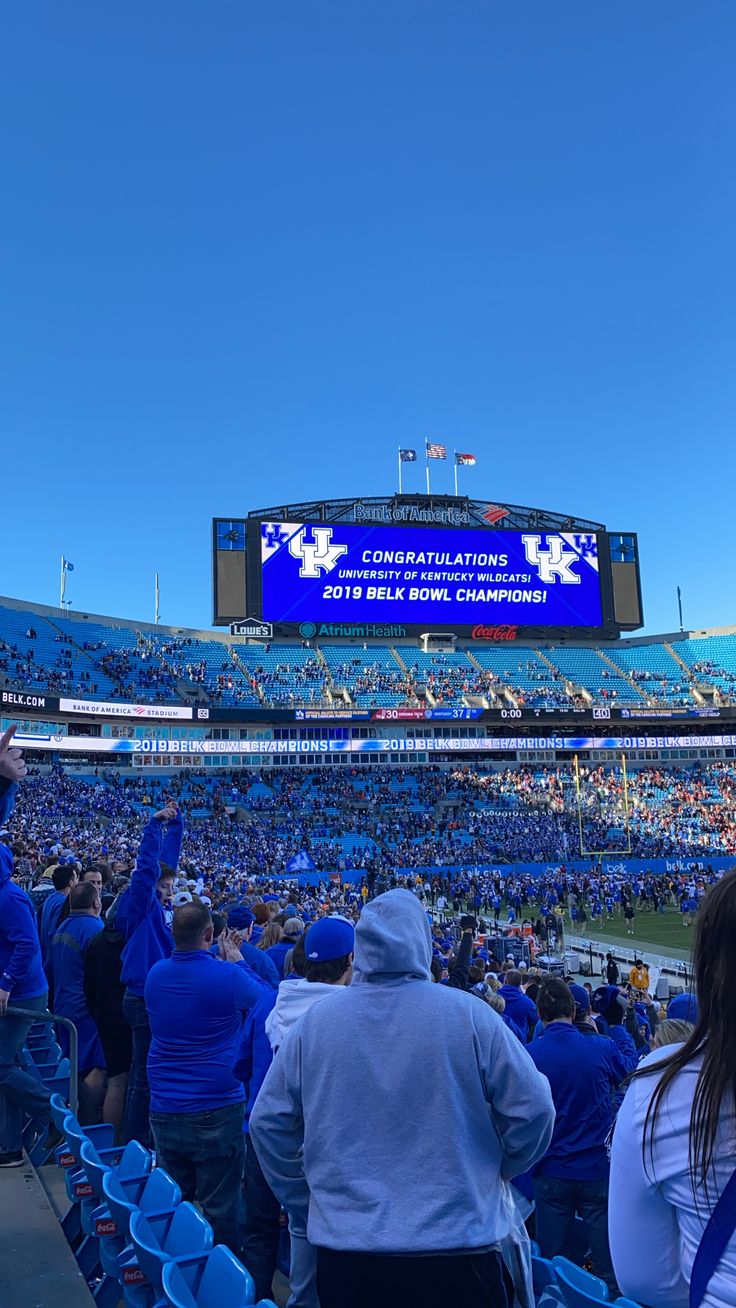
{"left": 499, "top": 967, "right": 538, "bottom": 1038}
{"left": 0, "top": 726, "right": 52, "bottom": 1167}
{"left": 115, "top": 801, "right": 182, "bottom": 1144}
{"left": 50, "top": 879, "right": 105, "bottom": 1122}
{"left": 267, "top": 917, "right": 304, "bottom": 981}
{"left": 39, "top": 864, "right": 78, "bottom": 986}
{"left": 228, "top": 905, "right": 279, "bottom": 988}
{"left": 144, "top": 901, "right": 267, "bottom": 1250}
{"left": 528, "top": 977, "right": 639, "bottom": 1294}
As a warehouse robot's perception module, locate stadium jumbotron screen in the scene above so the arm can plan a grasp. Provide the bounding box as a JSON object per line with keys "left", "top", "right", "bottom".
{"left": 212, "top": 497, "right": 642, "bottom": 637}
{"left": 260, "top": 523, "right": 603, "bottom": 627}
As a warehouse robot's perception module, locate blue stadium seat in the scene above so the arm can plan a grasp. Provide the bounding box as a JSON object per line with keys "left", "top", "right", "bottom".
{"left": 129, "top": 1204, "right": 215, "bottom": 1304}
{"left": 161, "top": 1244, "right": 269, "bottom": 1308}
{"left": 532, "top": 1253, "right": 560, "bottom": 1296}
{"left": 552, "top": 1256, "right": 609, "bottom": 1308}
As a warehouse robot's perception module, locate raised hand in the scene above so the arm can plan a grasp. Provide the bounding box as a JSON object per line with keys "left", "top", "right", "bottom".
{"left": 0, "top": 725, "right": 27, "bottom": 785}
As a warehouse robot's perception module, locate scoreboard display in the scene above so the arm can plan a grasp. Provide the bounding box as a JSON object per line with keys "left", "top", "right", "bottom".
{"left": 212, "top": 498, "right": 642, "bottom": 639}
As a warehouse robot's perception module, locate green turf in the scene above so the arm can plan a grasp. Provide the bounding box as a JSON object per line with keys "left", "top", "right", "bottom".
{"left": 561, "top": 907, "right": 695, "bottom": 963}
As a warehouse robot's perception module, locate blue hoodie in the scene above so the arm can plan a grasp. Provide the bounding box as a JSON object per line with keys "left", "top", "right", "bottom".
{"left": 250, "top": 888, "right": 555, "bottom": 1253}
{"left": 499, "top": 983, "right": 538, "bottom": 1036}
{"left": 116, "top": 814, "right": 183, "bottom": 997}
{"left": 528, "top": 1021, "right": 639, "bottom": 1180}
{"left": 0, "top": 843, "right": 48, "bottom": 1001}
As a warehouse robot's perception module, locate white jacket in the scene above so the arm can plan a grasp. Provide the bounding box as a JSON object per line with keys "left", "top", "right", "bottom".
{"left": 610, "top": 1045, "right": 736, "bottom": 1308}
{"left": 265, "top": 978, "right": 346, "bottom": 1051}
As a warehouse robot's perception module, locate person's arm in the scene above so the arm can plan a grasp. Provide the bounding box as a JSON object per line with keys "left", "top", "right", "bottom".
{"left": 0, "top": 725, "right": 26, "bottom": 826}
{"left": 249, "top": 1024, "right": 309, "bottom": 1220}
{"left": 220, "top": 932, "right": 270, "bottom": 1009}
{"left": 609, "top": 1075, "right": 688, "bottom": 1308}
{"left": 478, "top": 1008, "right": 555, "bottom": 1179}
{"left": 607, "top": 1028, "right": 639, "bottom": 1079}
{"left": 446, "top": 918, "right": 475, "bottom": 990}
{"left": 160, "top": 809, "right": 184, "bottom": 871}
{"left": 0, "top": 899, "right": 40, "bottom": 1013}
{"left": 115, "top": 808, "right": 171, "bottom": 939}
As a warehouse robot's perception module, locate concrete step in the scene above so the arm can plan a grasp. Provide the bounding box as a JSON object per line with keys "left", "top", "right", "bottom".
{"left": 0, "top": 1157, "right": 96, "bottom": 1307}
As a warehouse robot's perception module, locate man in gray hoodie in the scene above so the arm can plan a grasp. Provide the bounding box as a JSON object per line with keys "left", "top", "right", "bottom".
{"left": 250, "top": 888, "right": 555, "bottom": 1308}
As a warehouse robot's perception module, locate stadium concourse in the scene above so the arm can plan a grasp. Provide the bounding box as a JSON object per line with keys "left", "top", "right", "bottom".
{"left": 2, "top": 598, "right": 736, "bottom": 1308}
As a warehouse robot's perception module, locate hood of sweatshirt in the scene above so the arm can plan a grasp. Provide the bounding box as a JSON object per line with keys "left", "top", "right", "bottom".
{"left": 265, "top": 977, "right": 346, "bottom": 1050}
{"left": 352, "top": 888, "right": 431, "bottom": 986}
{"left": 0, "top": 842, "right": 12, "bottom": 888}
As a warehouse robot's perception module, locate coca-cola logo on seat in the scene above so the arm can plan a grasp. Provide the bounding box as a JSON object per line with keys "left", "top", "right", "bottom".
{"left": 471, "top": 624, "right": 519, "bottom": 641}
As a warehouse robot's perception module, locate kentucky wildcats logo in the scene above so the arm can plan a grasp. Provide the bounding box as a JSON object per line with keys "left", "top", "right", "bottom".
{"left": 288, "top": 527, "right": 347, "bottom": 578}
{"left": 262, "top": 523, "right": 290, "bottom": 549}
{"left": 521, "top": 534, "right": 581, "bottom": 584}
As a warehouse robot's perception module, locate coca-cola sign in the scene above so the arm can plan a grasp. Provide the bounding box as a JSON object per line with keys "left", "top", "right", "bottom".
{"left": 471, "top": 624, "right": 519, "bottom": 641}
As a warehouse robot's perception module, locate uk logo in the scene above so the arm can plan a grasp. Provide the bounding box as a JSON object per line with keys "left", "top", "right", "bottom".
{"left": 521, "top": 534, "right": 581, "bottom": 584}
{"left": 262, "top": 523, "right": 290, "bottom": 550}
{"left": 573, "top": 534, "right": 598, "bottom": 562}
{"left": 288, "top": 527, "right": 347, "bottom": 578}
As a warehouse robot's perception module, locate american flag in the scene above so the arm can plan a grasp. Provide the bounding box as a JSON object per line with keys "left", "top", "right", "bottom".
{"left": 426, "top": 441, "right": 447, "bottom": 459}
{"left": 455, "top": 452, "right": 476, "bottom": 467}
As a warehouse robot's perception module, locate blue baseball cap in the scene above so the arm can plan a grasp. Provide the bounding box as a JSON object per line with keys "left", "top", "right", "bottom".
{"left": 305, "top": 917, "right": 355, "bottom": 963}
{"left": 569, "top": 983, "right": 591, "bottom": 1011}
{"left": 228, "top": 905, "right": 255, "bottom": 930}
{"left": 667, "top": 992, "right": 698, "bottom": 1022}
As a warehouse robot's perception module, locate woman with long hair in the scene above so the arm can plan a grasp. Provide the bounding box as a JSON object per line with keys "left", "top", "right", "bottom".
{"left": 257, "top": 920, "right": 283, "bottom": 952}
{"left": 609, "top": 870, "right": 736, "bottom": 1308}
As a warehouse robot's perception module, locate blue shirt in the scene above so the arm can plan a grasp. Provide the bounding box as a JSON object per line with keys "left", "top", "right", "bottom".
{"left": 145, "top": 950, "right": 267, "bottom": 1113}
{"left": 40, "top": 891, "right": 66, "bottom": 974}
{"left": 240, "top": 939, "right": 279, "bottom": 988}
{"left": 0, "top": 843, "right": 47, "bottom": 1001}
{"left": 50, "top": 913, "right": 104, "bottom": 1022}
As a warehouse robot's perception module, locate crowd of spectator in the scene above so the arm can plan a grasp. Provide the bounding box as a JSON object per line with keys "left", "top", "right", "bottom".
{"left": 1, "top": 724, "right": 736, "bottom": 1307}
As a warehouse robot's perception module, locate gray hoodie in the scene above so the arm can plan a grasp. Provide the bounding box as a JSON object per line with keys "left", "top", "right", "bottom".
{"left": 250, "top": 888, "right": 554, "bottom": 1254}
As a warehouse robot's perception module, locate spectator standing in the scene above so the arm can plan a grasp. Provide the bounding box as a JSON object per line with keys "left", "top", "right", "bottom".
{"left": 83, "top": 898, "right": 131, "bottom": 1137}
{"left": 144, "top": 903, "right": 266, "bottom": 1250}
{"left": 50, "top": 880, "right": 106, "bottom": 1123}
{"left": 0, "top": 727, "right": 51, "bottom": 1167}
{"left": 227, "top": 906, "right": 279, "bottom": 988}
{"left": 605, "top": 953, "right": 620, "bottom": 985}
{"left": 629, "top": 958, "right": 650, "bottom": 991}
{"left": 610, "top": 870, "right": 736, "bottom": 1308}
{"left": 39, "top": 864, "right": 78, "bottom": 982}
{"left": 251, "top": 889, "right": 554, "bottom": 1308}
{"left": 528, "top": 978, "right": 638, "bottom": 1293}
{"left": 116, "top": 802, "right": 181, "bottom": 1143}
{"left": 243, "top": 919, "right": 354, "bottom": 1306}
{"left": 499, "top": 968, "right": 538, "bottom": 1039}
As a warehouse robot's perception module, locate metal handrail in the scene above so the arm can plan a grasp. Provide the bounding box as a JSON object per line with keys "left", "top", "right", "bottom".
{"left": 6, "top": 1007, "right": 79, "bottom": 1116}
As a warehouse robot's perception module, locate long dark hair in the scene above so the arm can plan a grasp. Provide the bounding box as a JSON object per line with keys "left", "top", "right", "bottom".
{"left": 637, "top": 869, "right": 736, "bottom": 1191}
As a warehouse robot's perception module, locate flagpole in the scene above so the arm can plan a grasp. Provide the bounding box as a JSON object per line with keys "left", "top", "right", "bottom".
{"left": 453, "top": 454, "right": 458, "bottom": 497}
{"left": 60, "top": 555, "right": 66, "bottom": 610}
{"left": 155, "top": 573, "right": 160, "bottom": 625}
{"left": 398, "top": 448, "right": 403, "bottom": 495}
{"left": 425, "top": 444, "right": 431, "bottom": 495}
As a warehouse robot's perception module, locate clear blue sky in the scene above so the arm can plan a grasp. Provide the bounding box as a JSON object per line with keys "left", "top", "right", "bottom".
{"left": 2, "top": 2, "right": 734, "bottom": 635}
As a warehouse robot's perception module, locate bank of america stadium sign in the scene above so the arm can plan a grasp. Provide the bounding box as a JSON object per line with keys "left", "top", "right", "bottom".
{"left": 12, "top": 731, "right": 736, "bottom": 756}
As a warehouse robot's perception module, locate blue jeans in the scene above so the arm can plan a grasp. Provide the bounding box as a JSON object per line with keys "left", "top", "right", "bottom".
{"left": 0, "top": 993, "right": 52, "bottom": 1153}
{"left": 122, "top": 991, "right": 151, "bottom": 1146}
{"left": 533, "top": 1173, "right": 618, "bottom": 1294}
{"left": 242, "top": 1133, "right": 281, "bottom": 1300}
{"left": 150, "top": 1102, "right": 245, "bottom": 1251}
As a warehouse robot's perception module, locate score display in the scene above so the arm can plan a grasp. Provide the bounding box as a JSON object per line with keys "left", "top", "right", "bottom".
{"left": 258, "top": 521, "right": 604, "bottom": 628}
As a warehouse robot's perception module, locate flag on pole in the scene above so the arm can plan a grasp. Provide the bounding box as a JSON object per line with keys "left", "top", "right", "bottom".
{"left": 286, "top": 850, "right": 316, "bottom": 872}
{"left": 455, "top": 452, "right": 476, "bottom": 467}
{"left": 426, "top": 442, "right": 447, "bottom": 459}
{"left": 399, "top": 449, "right": 417, "bottom": 462}
{"left": 63, "top": 559, "right": 75, "bottom": 572}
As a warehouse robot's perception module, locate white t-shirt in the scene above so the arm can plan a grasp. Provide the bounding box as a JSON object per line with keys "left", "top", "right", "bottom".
{"left": 610, "top": 1044, "right": 736, "bottom": 1308}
